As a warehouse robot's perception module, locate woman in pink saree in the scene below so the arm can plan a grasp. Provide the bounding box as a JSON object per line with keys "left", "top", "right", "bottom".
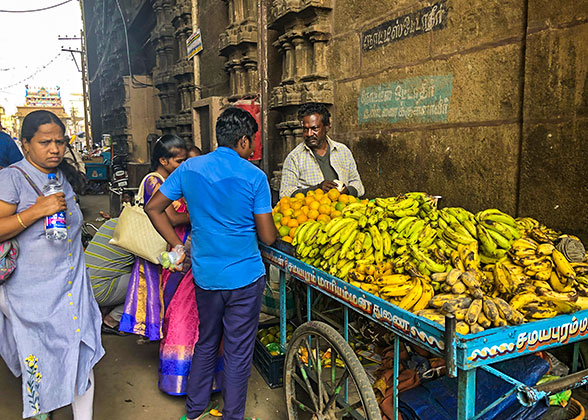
{"left": 159, "top": 197, "right": 199, "bottom": 395}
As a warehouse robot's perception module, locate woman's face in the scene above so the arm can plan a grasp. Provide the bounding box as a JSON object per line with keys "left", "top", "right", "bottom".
{"left": 24, "top": 123, "right": 66, "bottom": 173}
{"left": 160, "top": 147, "right": 187, "bottom": 175}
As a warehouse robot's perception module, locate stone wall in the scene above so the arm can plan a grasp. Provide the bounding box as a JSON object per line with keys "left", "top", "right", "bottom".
{"left": 518, "top": 0, "right": 588, "bottom": 238}
{"left": 327, "top": 0, "right": 587, "bottom": 239}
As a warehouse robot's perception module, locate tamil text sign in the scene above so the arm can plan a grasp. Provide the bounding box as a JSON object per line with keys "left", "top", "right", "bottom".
{"left": 358, "top": 75, "right": 453, "bottom": 124}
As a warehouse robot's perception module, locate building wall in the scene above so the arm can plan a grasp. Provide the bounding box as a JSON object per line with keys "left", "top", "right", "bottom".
{"left": 325, "top": 0, "right": 587, "bottom": 240}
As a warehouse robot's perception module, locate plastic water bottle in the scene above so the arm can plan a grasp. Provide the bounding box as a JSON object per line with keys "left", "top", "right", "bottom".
{"left": 43, "top": 173, "right": 67, "bottom": 240}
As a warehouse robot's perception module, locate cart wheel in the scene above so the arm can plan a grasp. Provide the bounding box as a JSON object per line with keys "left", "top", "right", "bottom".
{"left": 284, "top": 321, "right": 382, "bottom": 420}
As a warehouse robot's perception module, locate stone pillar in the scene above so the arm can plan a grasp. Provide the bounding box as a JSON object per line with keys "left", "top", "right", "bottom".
{"left": 283, "top": 128, "right": 295, "bottom": 156}
{"left": 291, "top": 33, "right": 308, "bottom": 79}
{"left": 283, "top": 41, "right": 294, "bottom": 83}
{"left": 309, "top": 33, "right": 329, "bottom": 78}
{"left": 244, "top": 61, "right": 258, "bottom": 94}
{"left": 234, "top": 63, "right": 246, "bottom": 96}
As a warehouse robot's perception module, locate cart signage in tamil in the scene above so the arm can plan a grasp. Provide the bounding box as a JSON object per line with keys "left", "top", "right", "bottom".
{"left": 468, "top": 314, "right": 588, "bottom": 363}
{"left": 362, "top": 1, "right": 448, "bottom": 51}
{"left": 358, "top": 75, "right": 453, "bottom": 124}
{"left": 261, "top": 246, "right": 446, "bottom": 354}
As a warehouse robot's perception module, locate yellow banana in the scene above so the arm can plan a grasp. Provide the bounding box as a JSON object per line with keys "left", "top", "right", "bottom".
{"left": 398, "top": 278, "right": 423, "bottom": 311}
{"left": 552, "top": 249, "right": 576, "bottom": 279}
{"left": 412, "top": 281, "right": 434, "bottom": 312}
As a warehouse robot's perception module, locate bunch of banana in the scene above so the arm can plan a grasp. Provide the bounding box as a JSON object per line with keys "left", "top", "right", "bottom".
{"left": 506, "top": 236, "right": 579, "bottom": 295}
{"left": 515, "top": 217, "right": 561, "bottom": 243}
{"left": 348, "top": 263, "right": 435, "bottom": 313}
{"left": 436, "top": 207, "right": 478, "bottom": 251}
{"left": 474, "top": 209, "right": 521, "bottom": 263}
{"left": 574, "top": 262, "right": 588, "bottom": 295}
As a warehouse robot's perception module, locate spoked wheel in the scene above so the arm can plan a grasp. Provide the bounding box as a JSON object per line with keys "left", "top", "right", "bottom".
{"left": 284, "top": 321, "right": 382, "bottom": 420}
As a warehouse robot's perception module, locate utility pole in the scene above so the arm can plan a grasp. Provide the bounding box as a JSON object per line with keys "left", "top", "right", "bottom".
{"left": 59, "top": 29, "right": 92, "bottom": 150}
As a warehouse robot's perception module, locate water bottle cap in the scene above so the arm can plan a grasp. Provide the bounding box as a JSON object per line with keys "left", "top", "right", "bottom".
{"left": 48, "top": 173, "right": 57, "bottom": 180}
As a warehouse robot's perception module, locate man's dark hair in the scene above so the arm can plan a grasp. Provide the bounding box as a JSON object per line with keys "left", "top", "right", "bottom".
{"left": 297, "top": 102, "right": 331, "bottom": 127}
{"left": 216, "top": 107, "right": 258, "bottom": 148}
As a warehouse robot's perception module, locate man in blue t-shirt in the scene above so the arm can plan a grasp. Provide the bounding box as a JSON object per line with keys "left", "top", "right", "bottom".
{"left": 146, "top": 107, "right": 277, "bottom": 420}
{"left": 0, "top": 130, "right": 23, "bottom": 168}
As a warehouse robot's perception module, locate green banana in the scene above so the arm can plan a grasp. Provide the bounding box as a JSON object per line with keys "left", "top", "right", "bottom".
{"left": 476, "top": 224, "right": 497, "bottom": 254}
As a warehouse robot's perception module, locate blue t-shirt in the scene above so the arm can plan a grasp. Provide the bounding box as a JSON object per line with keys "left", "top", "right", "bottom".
{"left": 159, "top": 146, "right": 272, "bottom": 290}
{"left": 0, "top": 132, "right": 23, "bottom": 168}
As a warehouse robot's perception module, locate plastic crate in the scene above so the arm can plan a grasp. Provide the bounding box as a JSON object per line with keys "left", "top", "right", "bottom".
{"left": 253, "top": 323, "right": 285, "bottom": 388}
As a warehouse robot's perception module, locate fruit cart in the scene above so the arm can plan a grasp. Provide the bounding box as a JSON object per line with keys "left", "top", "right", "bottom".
{"left": 261, "top": 242, "right": 588, "bottom": 420}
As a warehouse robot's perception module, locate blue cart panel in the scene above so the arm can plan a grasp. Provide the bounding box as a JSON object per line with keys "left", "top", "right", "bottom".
{"left": 86, "top": 162, "right": 108, "bottom": 181}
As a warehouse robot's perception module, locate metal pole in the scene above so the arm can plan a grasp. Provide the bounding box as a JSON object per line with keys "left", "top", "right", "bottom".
{"left": 257, "top": 0, "right": 270, "bottom": 176}
{"left": 79, "top": 1, "right": 92, "bottom": 150}
{"left": 80, "top": 30, "right": 91, "bottom": 150}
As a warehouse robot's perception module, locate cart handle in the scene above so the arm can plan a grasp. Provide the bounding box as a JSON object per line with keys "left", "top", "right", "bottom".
{"left": 517, "top": 368, "right": 588, "bottom": 406}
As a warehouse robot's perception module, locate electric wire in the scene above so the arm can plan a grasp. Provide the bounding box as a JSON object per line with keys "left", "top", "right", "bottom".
{"left": 114, "top": 0, "right": 153, "bottom": 88}
{"left": 0, "top": 0, "right": 73, "bottom": 13}
{"left": 0, "top": 53, "right": 64, "bottom": 90}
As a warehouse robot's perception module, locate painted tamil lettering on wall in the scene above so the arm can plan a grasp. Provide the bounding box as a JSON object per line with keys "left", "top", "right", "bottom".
{"left": 362, "top": 1, "right": 448, "bottom": 51}
{"left": 358, "top": 75, "right": 453, "bottom": 124}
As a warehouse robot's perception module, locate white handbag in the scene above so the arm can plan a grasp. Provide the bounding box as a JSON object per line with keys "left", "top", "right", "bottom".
{"left": 109, "top": 173, "right": 168, "bottom": 264}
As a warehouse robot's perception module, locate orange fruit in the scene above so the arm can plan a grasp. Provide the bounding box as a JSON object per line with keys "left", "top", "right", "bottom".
{"left": 280, "top": 202, "right": 291, "bottom": 213}
{"left": 294, "top": 192, "right": 305, "bottom": 200}
{"left": 300, "top": 205, "right": 310, "bottom": 215}
{"left": 279, "top": 197, "right": 290, "bottom": 206}
{"left": 281, "top": 235, "right": 293, "bottom": 243}
{"left": 314, "top": 188, "right": 324, "bottom": 196}
{"left": 318, "top": 204, "right": 331, "bottom": 215}
{"left": 317, "top": 214, "right": 331, "bottom": 224}
{"left": 335, "top": 202, "right": 346, "bottom": 211}
{"left": 280, "top": 216, "right": 291, "bottom": 226}
{"left": 278, "top": 225, "right": 291, "bottom": 237}
{"left": 347, "top": 196, "right": 357, "bottom": 204}
{"left": 319, "top": 196, "right": 332, "bottom": 205}
{"left": 292, "top": 209, "right": 303, "bottom": 218}
{"left": 327, "top": 188, "right": 340, "bottom": 201}
{"left": 287, "top": 219, "right": 299, "bottom": 228}
{"left": 331, "top": 210, "right": 342, "bottom": 218}
{"left": 297, "top": 214, "right": 308, "bottom": 224}
{"left": 307, "top": 190, "right": 315, "bottom": 196}
{"left": 338, "top": 194, "right": 350, "bottom": 204}
{"left": 307, "top": 209, "right": 319, "bottom": 220}
{"left": 282, "top": 208, "right": 294, "bottom": 217}
{"left": 309, "top": 200, "right": 320, "bottom": 210}
{"left": 304, "top": 196, "right": 315, "bottom": 205}
{"left": 291, "top": 201, "right": 303, "bottom": 210}
{"left": 289, "top": 227, "right": 298, "bottom": 238}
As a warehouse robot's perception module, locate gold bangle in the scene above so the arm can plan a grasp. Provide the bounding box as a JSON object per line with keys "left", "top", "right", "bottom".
{"left": 16, "top": 213, "right": 27, "bottom": 229}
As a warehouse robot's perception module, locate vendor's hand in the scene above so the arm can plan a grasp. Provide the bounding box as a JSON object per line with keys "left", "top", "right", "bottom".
{"left": 317, "top": 180, "right": 339, "bottom": 192}
{"left": 34, "top": 193, "right": 67, "bottom": 217}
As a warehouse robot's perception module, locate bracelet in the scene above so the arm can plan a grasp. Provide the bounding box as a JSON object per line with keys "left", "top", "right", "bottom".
{"left": 16, "top": 213, "right": 27, "bottom": 229}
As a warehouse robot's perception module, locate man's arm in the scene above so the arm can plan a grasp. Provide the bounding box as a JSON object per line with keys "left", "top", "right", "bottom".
{"left": 279, "top": 155, "right": 301, "bottom": 198}
{"left": 255, "top": 213, "right": 278, "bottom": 245}
{"left": 145, "top": 190, "right": 183, "bottom": 248}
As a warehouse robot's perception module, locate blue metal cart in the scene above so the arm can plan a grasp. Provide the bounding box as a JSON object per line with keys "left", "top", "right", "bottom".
{"left": 260, "top": 243, "right": 588, "bottom": 420}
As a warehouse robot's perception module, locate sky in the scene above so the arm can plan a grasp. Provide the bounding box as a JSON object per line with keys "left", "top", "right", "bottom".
{"left": 0, "top": 0, "right": 84, "bottom": 115}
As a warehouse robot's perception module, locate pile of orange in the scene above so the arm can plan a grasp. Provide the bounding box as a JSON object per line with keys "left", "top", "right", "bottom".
{"left": 273, "top": 188, "right": 357, "bottom": 243}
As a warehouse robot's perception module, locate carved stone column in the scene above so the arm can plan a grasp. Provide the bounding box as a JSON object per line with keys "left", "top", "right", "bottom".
{"left": 309, "top": 32, "right": 330, "bottom": 79}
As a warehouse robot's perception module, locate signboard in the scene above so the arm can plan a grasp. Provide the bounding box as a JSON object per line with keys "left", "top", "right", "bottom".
{"left": 362, "top": 1, "right": 448, "bottom": 51}
{"left": 358, "top": 75, "right": 453, "bottom": 124}
{"left": 187, "top": 29, "right": 203, "bottom": 60}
